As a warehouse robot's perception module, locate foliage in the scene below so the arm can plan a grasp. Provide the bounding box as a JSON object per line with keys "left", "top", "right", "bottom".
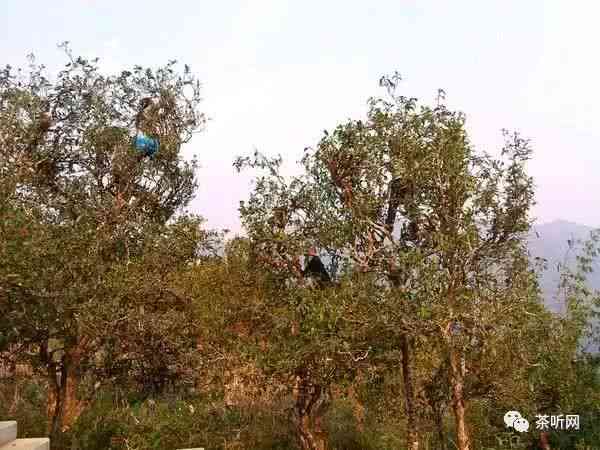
{"left": 1, "top": 51, "right": 599, "bottom": 450}
{"left": 0, "top": 46, "right": 209, "bottom": 440}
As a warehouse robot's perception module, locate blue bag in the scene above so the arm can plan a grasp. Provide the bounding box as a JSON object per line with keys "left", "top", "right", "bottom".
{"left": 133, "top": 132, "right": 159, "bottom": 158}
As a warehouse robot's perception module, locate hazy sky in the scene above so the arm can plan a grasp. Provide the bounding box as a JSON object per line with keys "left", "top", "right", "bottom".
{"left": 2, "top": 1, "right": 599, "bottom": 233}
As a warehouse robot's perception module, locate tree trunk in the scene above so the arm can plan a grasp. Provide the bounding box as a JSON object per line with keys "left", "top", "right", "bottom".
{"left": 46, "top": 362, "right": 65, "bottom": 439}
{"left": 292, "top": 369, "right": 329, "bottom": 450}
{"left": 389, "top": 266, "right": 419, "bottom": 449}
{"left": 46, "top": 345, "right": 85, "bottom": 438}
{"left": 400, "top": 334, "right": 419, "bottom": 450}
{"left": 347, "top": 384, "right": 365, "bottom": 433}
{"left": 61, "top": 363, "right": 84, "bottom": 431}
{"left": 539, "top": 431, "right": 551, "bottom": 450}
{"left": 449, "top": 349, "right": 470, "bottom": 450}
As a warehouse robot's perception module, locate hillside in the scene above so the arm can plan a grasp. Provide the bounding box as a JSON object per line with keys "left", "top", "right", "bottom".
{"left": 528, "top": 220, "right": 600, "bottom": 313}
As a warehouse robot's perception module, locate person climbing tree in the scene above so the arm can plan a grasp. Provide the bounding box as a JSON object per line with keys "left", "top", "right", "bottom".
{"left": 136, "top": 97, "right": 158, "bottom": 134}
{"left": 26, "top": 110, "right": 52, "bottom": 153}
{"left": 108, "top": 97, "right": 160, "bottom": 202}
{"left": 133, "top": 97, "right": 160, "bottom": 159}
{"left": 385, "top": 136, "right": 424, "bottom": 246}
{"left": 385, "top": 137, "right": 411, "bottom": 234}
{"left": 302, "top": 247, "right": 331, "bottom": 287}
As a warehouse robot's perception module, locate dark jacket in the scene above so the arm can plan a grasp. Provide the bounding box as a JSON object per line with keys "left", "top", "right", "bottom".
{"left": 302, "top": 255, "right": 331, "bottom": 284}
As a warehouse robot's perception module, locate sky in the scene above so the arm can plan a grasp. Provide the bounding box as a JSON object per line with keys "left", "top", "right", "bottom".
{"left": 2, "top": 0, "right": 599, "bottom": 234}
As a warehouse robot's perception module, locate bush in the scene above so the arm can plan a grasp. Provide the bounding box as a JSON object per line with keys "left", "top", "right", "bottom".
{"left": 62, "top": 387, "right": 297, "bottom": 450}
{"left": 0, "top": 378, "right": 48, "bottom": 439}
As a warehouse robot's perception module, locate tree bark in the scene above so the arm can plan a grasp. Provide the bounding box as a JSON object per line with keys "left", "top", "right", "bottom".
{"left": 539, "top": 431, "right": 551, "bottom": 450}
{"left": 46, "top": 344, "right": 85, "bottom": 439}
{"left": 388, "top": 266, "right": 419, "bottom": 449}
{"left": 400, "top": 334, "right": 420, "bottom": 450}
{"left": 61, "top": 362, "right": 84, "bottom": 431}
{"left": 292, "top": 368, "right": 329, "bottom": 450}
{"left": 388, "top": 249, "right": 420, "bottom": 449}
{"left": 46, "top": 364, "right": 63, "bottom": 439}
{"left": 449, "top": 349, "right": 470, "bottom": 450}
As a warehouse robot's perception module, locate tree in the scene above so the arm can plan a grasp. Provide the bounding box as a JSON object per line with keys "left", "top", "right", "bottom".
{"left": 233, "top": 154, "right": 360, "bottom": 450}
{"left": 0, "top": 46, "right": 206, "bottom": 439}
{"left": 236, "top": 73, "right": 541, "bottom": 450}
{"left": 234, "top": 78, "right": 440, "bottom": 450}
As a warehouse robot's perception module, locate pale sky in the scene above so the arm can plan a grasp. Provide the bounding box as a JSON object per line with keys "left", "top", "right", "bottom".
{"left": 2, "top": 1, "right": 599, "bottom": 234}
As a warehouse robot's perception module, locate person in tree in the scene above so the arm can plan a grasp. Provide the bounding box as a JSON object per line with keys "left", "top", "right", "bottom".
{"left": 133, "top": 97, "right": 160, "bottom": 159}
{"left": 386, "top": 138, "right": 421, "bottom": 244}
{"left": 385, "top": 139, "right": 411, "bottom": 234}
{"left": 302, "top": 247, "right": 331, "bottom": 286}
{"left": 108, "top": 97, "right": 158, "bottom": 208}
{"left": 26, "top": 110, "right": 52, "bottom": 153}
{"left": 136, "top": 98, "right": 158, "bottom": 134}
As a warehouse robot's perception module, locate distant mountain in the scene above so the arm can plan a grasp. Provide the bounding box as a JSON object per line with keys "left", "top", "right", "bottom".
{"left": 528, "top": 220, "right": 600, "bottom": 313}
